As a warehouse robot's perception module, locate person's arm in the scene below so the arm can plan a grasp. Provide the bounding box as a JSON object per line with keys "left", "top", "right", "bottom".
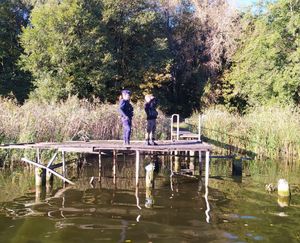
{"left": 119, "top": 100, "right": 128, "bottom": 119}
{"left": 131, "top": 103, "right": 134, "bottom": 117}
{"left": 144, "top": 103, "right": 150, "bottom": 117}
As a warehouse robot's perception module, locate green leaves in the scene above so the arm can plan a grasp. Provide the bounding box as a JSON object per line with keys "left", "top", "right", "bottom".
{"left": 0, "top": 0, "right": 32, "bottom": 102}
{"left": 20, "top": 0, "right": 171, "bottom": 103}
{"left": 224, "top": 0, "right": 300, "bottom": 110}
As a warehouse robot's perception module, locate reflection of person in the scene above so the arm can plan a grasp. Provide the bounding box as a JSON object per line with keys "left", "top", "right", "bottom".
{"left": 144, "top": 94, "right": 158, "bottom": 145}
{"left": 119, "top": 90, "right": 134, "bottom": 145}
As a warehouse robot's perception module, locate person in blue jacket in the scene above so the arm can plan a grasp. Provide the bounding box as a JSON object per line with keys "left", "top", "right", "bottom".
{"left": 119, "top": 90, "right": 134, "bottom": 145}
{"left": 144, "top": 94, "right": 158, "bottom": 145}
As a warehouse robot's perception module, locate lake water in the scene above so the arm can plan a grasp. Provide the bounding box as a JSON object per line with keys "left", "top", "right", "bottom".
{"left": 0, "top": 154, "right": 300, "bottom": 243}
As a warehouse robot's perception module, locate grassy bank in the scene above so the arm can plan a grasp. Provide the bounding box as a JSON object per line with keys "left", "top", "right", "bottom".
{"left": 0, "top": 96, "right": 169, "bottom": 144}
{"left": 190, "top": 106, "right": 300, "bottom": 160}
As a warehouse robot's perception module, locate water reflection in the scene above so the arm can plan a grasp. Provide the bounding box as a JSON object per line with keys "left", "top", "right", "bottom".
{"left": 1, "top": 156, "right": 300, "bottom": 243}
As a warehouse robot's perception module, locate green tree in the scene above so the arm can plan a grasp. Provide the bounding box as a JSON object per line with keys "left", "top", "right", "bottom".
{"left": 20, "top": 0, "right": 171, "bottom": 102}
{"left": 0, "top": 0, "right": 32, "bottom": 102}
{"left": 156, "top": 0, "right": 241, "bottom": 117}
{"left": 20, "top": 0, "right": 106, "bottom": 101}
{"left": 101, "top": 0, "right": 172, "bottom": 102}
{"left": 223, "top": 0, "right": 300, "bottom": 110}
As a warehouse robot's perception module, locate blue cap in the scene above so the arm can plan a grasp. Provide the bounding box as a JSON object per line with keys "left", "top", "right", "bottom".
{"left": 122, "top": 89, "right": 131, "bottom": 95}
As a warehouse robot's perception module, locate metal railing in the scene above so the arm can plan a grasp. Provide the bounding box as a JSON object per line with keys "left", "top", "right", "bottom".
{"left": 170, "top": 114, "right": 203, "bottom": 142}
{"left": 171, "top": 114, "right": 180, "bottom": 141}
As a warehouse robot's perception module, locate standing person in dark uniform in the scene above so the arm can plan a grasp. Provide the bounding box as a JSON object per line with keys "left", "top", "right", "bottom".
{"left": 144, "top": 94, "right": 158, "bottom": 145}
{"left": 119, "top": 90, "right": 134, "bottom": 145}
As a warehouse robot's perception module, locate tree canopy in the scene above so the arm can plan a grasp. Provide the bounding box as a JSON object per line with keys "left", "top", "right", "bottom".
{"left": 0, "top": 0, "right": 31, "bottom": 102}
{"left": 0, "top": 0, "right": 299, "bottom": 116}
{"left": 223, "top": 0, "right": 300, "bottom": 111}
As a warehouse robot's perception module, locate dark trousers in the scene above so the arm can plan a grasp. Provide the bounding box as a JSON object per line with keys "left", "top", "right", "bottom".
{"left": 146, "top": 119, "right": 156, "bottom": 141}
{"left": 122, "top": 118, "right": 132, "bottom": 144}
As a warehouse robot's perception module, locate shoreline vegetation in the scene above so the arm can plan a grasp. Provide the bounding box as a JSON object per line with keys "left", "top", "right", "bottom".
{"left": 0, "top": 97, "right": 299, "bottom": 163}
{"left": 191, "top": 106, "right": 300, "bottom": 160}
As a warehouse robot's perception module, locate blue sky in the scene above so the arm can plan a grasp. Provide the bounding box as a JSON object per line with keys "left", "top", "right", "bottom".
{"left": 229, "top": 0, "right": 259, "bottom": 8}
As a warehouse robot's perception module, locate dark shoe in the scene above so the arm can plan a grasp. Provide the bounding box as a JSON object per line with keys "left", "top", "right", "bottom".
{"left": 151, "top": 141, "right": 158, "bottom": 146}
{"left": 145, "top": 140, "right": 151, "bottom": 145}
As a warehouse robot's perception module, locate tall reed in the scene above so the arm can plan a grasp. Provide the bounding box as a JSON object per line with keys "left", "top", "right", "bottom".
{"left": 0, "top": 96, "right": 169, "bottom": 144}
{"left": 190, "top": 106, "right": 300, "bottom": 160}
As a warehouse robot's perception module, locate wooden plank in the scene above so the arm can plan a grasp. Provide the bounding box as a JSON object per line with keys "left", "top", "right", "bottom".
{"left": 0, "top": 140, "right": 213, "bottom": 153}
{"left": 47, "top": 152, "right": 58, "bottom": 168}
{"left": 21, "top": 158, "right": 75, "bottom": 185}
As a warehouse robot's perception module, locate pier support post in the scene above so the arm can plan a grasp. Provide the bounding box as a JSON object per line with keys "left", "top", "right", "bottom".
{"left": 113, "top": 150, "right": 117, "bottom": 185}
{"left": 135, "top": 150, "right": 140, "bottom": 187}
{"left": 145, "top": 161, "right": 155, "bottom": 209}
{"left": 98, "top": 151, "right": 102, "bottom": 183}
{"left": 199, "top": 151, "right": 203, "bottom": 176}
{"left": 35, "top": 148, "right": 46, "bottom": 186}
{"left": 174, "top": 151, "right": 180, "bottom": 173}
{"left": 62, "top": 151, "right": 66, "bottom": 178}
{"left": 232, "top": 157, "right": 242, "bottom": 177}
{"left": 190, "top": 151, "right": 195, "bottom": 174}
{"left": 205, "top": 150, "right": 210, "bottom": 187}
{"left": 145, "top": 162, "right": 155, "bottom": 188}
{"left": 35, "top": 167, "right": 46, "bottom": 186}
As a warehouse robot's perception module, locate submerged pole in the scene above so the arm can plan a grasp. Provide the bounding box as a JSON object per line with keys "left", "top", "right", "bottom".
{"left": 174, "top": 151, "right": 180, "bottom": 173}
{"left": 199, "top": 151, "right": 203, "bottom": 176}
{"left": 205, "top": 151, "right": 210, "bottom": 188}
{"left": 145, "top": 162, "right": 155, "bottom": 188}
{"left": 35, "top": 167, "right": 45, "bottom": 186}
{"left": 35, "top": 148, "right": 46, "bottom": 186}
{"left": 277, "top": 179, "right": 290, "bottom": 207}
{"left": 136, "top": 150, "right": 140, "bottom": 187}
{"left": 62, "top": 151, "right": 66, "bottom": 178}
{"left": 232, "top": 157, "right": 242, "bottom": 177}
{"left": 113, "top": 150, "right": 117, "bottom": 185}
{"left": 190, "top": 151, "right": 195, "bottom": 174}
{"left": 98, "top": 151, "right": 102, "bottom": 183}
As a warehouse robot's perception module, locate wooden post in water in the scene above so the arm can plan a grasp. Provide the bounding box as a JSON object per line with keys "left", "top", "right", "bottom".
{"left": 62, "top": 151, "right": 66, "bottom": 178}
{"left": 35, "top": 167, "right": 45, "bottom": 186}
{"left": 205, "top": 151, "right": 210, "bottom": 188}
{"left": 46, "top": 152, "right": 57, "bottom": 184}
{"left": 145, "top": 162, "right": 155, "bottom": 188}
{"left": 190, "top": 151, "right": 195, "bottom": 174}
{"left": 113, "top": 150, "right": 116, "bottom": 185}
{"left": 135, "top": 150, "right": 140, "bottom": 187}
{"left": 98, "top": 151, "right": 102, "bottom": 183}
{"left": 35, "top": 148, "right": 46, "bottom": 186}
{"left": 232, "top": 157, "right": 242, "bottom": 177}
{"left": 199, "top": 151, "right": 203, "bottom": 176}
{"left": 174, "top": 151, "right": 180, "bottom": 173}
{"left": 113, "top": 150, "right": 117, "bottom": 185}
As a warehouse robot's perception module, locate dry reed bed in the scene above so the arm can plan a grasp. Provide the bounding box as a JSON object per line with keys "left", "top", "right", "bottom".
{"left": 0, "top": 97, "right": 169, "bottom": 144}
{"left": 190, "top": 106, "right": 300, "bottom": 159}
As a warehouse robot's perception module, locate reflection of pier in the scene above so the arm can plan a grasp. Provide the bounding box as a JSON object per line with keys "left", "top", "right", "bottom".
{"left": 0, "top": 140, "right": 212, "bottom": 223}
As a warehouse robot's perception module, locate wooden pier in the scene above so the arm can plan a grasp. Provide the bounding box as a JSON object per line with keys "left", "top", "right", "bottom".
{"left": 0, "top": 140, "right": 212, "bottom": 187}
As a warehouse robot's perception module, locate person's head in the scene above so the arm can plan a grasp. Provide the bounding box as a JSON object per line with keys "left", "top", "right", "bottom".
{"left": 121, "top": 90, "right": 131, "bottom": 100}
{"left": 145, "top": 94, "right": 154, "bottom": 103}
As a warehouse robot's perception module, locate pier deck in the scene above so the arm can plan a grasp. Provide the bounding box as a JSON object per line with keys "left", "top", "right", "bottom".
{"left": 0, "top": 140, "right": 212, "bottom": 153}
{"left": 0, "top": 140, "right": 212, "bottom": 188}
